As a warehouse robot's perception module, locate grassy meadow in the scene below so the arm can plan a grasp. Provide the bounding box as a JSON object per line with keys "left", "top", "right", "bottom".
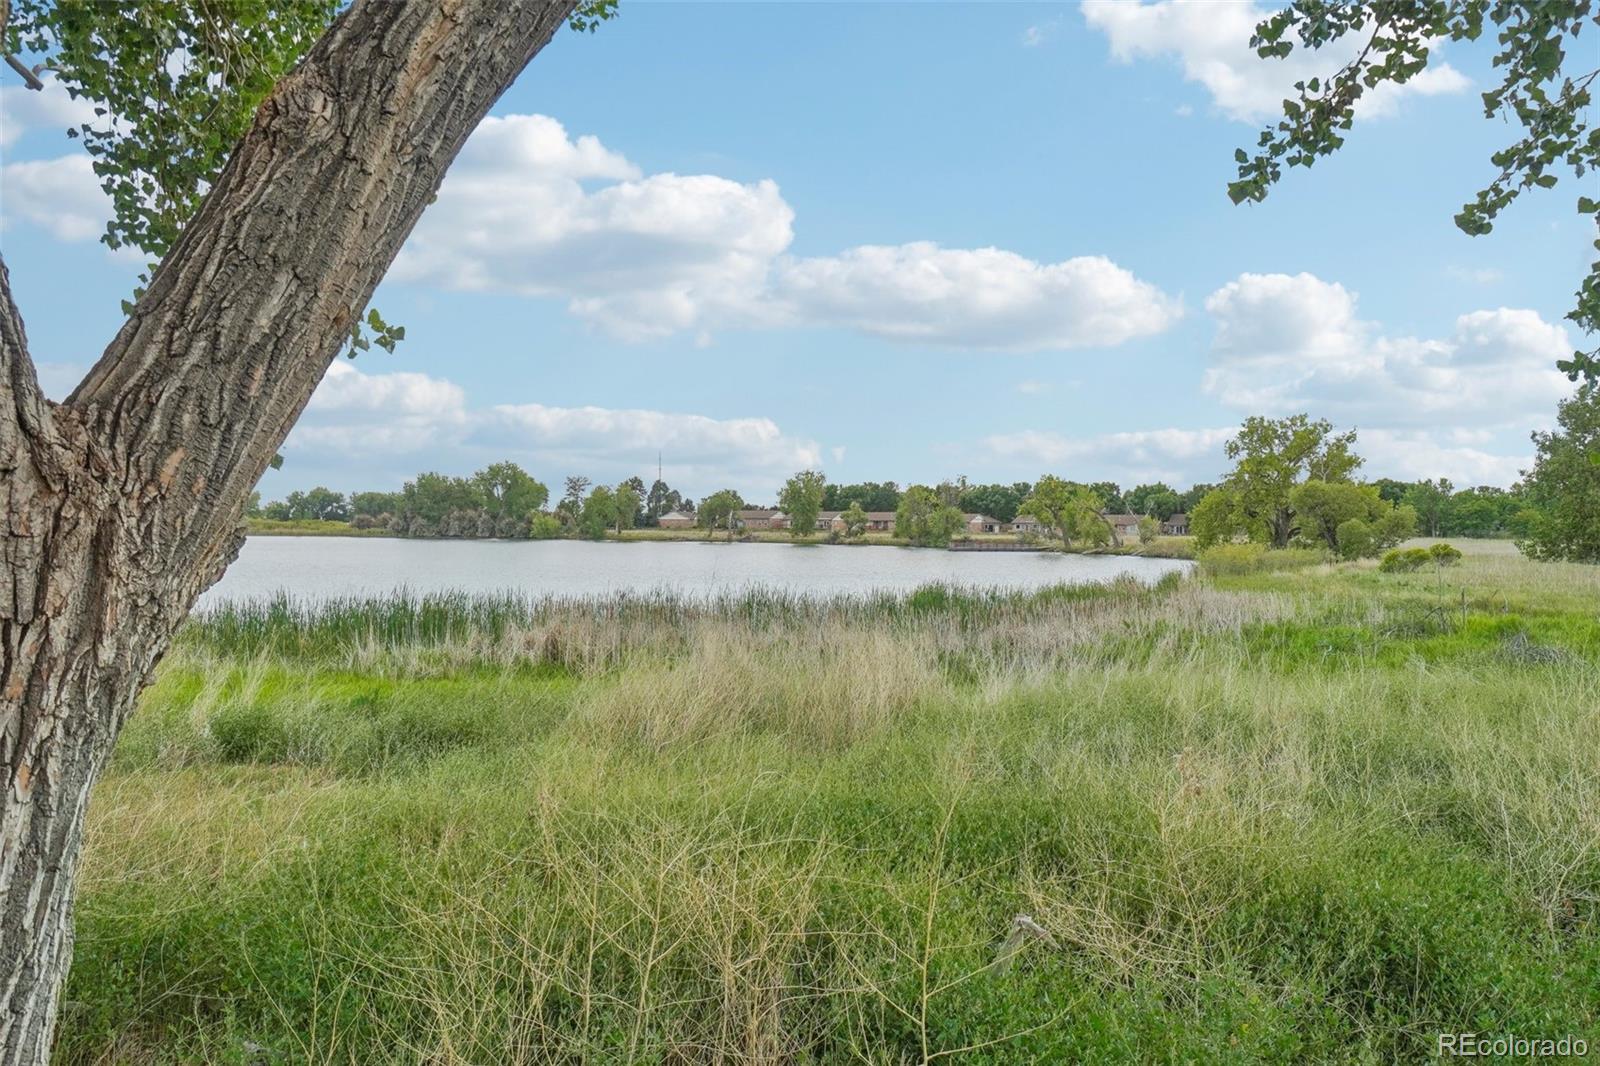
{"left": 60, "top": 542, "right": 1599, "bottom": 1062}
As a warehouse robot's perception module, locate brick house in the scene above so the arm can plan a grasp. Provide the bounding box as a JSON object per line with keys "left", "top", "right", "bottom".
{"left": 964, "top": 513, "right": 1005, "bottom": 534}
{"left": 657, "top": 510, "right": 696, "bottom": 529}
{"left": 1011, "top": 514, "right": 1041, "bottom": 534}
{"left": 1104, "top": 512, "right": 1144, "bottom": 542}
{"left": 735, "top": 508, "right": 784, "bottom": 530}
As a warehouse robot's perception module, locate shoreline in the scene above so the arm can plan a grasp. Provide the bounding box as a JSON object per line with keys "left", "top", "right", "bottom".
{"left": 244, "top": 519, "right": 1196, "bottom": 558}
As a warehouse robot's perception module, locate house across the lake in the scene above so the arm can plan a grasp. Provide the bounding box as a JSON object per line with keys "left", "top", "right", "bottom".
{"left": 1010, "top": 515, "right": 1041, "bottom": 534}
{"left": 735, "top": 508, "right": 783, "bottom": 529}
{"left": 964, "top": 513, "right": 1005, "bottom": 534}
{"left": 658, "top": 510, "right": 696, "bottom": 529}
{"left": 1104, "top": 512, "right": 1143, "bottom": 542}
{"left": 1161, "top": 512, "right": 1189, "bottom": 536}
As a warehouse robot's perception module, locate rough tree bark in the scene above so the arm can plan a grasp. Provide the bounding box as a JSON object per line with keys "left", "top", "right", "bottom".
{"left": 0, "top": 1, "right": 576, "bottom": 1058}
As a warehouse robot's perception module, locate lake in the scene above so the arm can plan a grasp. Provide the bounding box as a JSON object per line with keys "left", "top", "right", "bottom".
{"left": 197, "top": 536, "right": 1193, "bottom": 608}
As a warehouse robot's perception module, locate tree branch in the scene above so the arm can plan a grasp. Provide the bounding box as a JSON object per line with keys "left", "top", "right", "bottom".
{"left": 2, "top": 55, "right": 42, "bottom": 91}
{"left": 0, "top": 256, "right": 51, "bottom": 460}
{"left": 62, "top": 0, "right": 576, "bottom": 584}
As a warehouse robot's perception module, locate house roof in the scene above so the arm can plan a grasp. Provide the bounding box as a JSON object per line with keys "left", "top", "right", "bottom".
{"left": 964, "top": 513, "right": 1000, "bottom": 523}
{"left": 737, "top": 508, "right": 780, "bottom": 518}
{"left": 659, "top": 510, "right": 694, "bottom": 520}
{"left": 865, "top": 511, "right": 896, "bottom": 521}
{"left": 1165, "top": 512, "right": 1188, "bottom": 521}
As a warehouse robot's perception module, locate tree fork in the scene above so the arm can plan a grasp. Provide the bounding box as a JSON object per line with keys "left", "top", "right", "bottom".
{"left": 0, "top": 1, "right": 576, "bottom": 1058}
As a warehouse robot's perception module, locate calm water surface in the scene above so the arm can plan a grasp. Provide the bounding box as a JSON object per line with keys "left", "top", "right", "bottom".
{"left": 198, "top": 536, "right": 1193, "bottom": 607}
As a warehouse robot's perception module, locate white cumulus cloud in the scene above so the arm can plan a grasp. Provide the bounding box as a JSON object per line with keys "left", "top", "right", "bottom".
{"left": 287, "top": 361, "right": 468, "bottom": 456}
{"left": 981, "top": 426, "right": 1235, "bottom": 484}
{"left": 1083, "top": 0, "right": 1469, "bottom": 123}
{"left": 393, "top": 112, "right": 1179, "bottom": 350}
{"left": 0, "top": 75, "right": 96, "bottom": 148}
{"left": 0, "top": 154, "right": 110, "bottom": 242}
{"left": 1201, "top": 272, "right": 1572, "bottom": 428}
{"left": 481, "top": 402, "right": 821, "bottom": 484}
{"left": 773, "top": 244, "right": 1180, "bottom": 351}
{"left": 281, "top": 361, "right": 821, "bottom": 500}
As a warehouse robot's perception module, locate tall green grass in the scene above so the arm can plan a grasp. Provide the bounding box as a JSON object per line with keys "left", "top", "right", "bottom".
{"left": 61, "top": 558, "right": 1600, "bottom": 1063}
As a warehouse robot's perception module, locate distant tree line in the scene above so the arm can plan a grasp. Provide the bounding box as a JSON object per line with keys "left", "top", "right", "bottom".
{"left": 248, "top": 390, "right": 1597, "bottom": 562}
{"left": 250, "top": 462, "right": 696, "bottom": 540}
{"left": 816, "top": 479, "right": 1210, "bottom": 525}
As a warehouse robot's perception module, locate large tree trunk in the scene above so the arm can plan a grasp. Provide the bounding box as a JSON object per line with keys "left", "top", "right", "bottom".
{"left": 0, "top": 1, "right": 575, "bottom": 1058}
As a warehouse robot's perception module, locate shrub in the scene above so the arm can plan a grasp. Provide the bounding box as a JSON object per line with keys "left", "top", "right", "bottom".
{"left": 528, "top": 513, "right": 564, "bottom": 540}
{"left": 1429, "top": 542, "right": 1464, "bottom": 566}
{"left": 350, "top": 514, "right": 377, "bottom": 530}
{"left": 1335, "top": 518, "right": 1373, "bottom": 560}
{"left": 1379, "top": 547, "right": 1434, "bottom": 573}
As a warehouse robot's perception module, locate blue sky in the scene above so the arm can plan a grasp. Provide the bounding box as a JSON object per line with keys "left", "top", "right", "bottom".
{"left": 1, "top": 1, "right": 1591, "bottom": 504}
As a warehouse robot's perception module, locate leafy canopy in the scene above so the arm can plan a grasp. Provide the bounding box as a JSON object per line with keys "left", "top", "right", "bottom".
{"left": 778, "top": 470, "right": 826, "bottom": 538}
{"left": 1228, "top": 1, "right": 1600, "bottom": 379}
{"left": 1517, "top": 382, "right": 1600, "bottom": 561}
{"left": 1018, "top": 476, "right": 1110, "bottom": 547}
{"left": 1193, "top": 414, "right": 1363, "bottom": 548}
{"left": 4, "top": 0, "right": 617, "bottom": 350}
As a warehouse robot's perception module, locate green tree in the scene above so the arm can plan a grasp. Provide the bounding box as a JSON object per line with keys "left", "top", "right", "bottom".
{"left": 1179, "top": 483, "right": 1215, "bottom": 513}
{"left": 1126, "top": 482, "right": 1182, "bottom": 520}
{"left": 1518, "top": 384, "right": 1600, "bottom": 561}
{"left": 779, "top": 469, "right": 827, "bottom": 538}
{"left": 1336, "top": 518, "right": 1374, "bottom": 560}
{"left": 1137, "top": 515, "right": 1161, "bottom": 545}
{"left": 528, "top": 513, "right": 564, "bottom": 540}
{"left": 351, "top": 490, "right": 402, "bottom": 518}
{"left": 1190, "top": 488, "right": 1243, "bottom": 549}
{"left": 1019, "top": 476, "right": 1108, "bottom": 547}
{"left": 562, "top": 475, "right": 591, "bottom": 511}
{"left": 473, "top": 462, "right": 548, "bottom": 521}
{"left": 645, "top": 478, "right": 685, "bottom": 525}
{"left": 1372, "top": 478, "right": 1411, "bottom": 505}
{"left": 895, "top": 485, "right": 938, "bottom": 544}
{"left": 822, "top": 481, "right": 901, "bottom": 512}
{"left": 1402, "top": 478, "right": 1454, "bottom": 537}
{"left": 1229, "top": 1, "right": 1599, "bottom": 380}
{"left": 697, "top": 489, "right": 744, "bottom": 540}
{"left": 613, "top": 480, "right": 640, "bottom": 534}
{"left": 1201, "top": 415, "right": 1362, "bottom": 549}
{"left": 928, "top": 504, "right": 968, "bottom": 545}
{"left": 1291, "top": 480, "right": 1415, "bottom": 554}
{"left": 1089, "top": 481, "right": 1125, "bottom": 514}
{"left": 1443, "top": 485, "right": 1524, "bottom": 537}
{"left": 402, "top": 472, "right": 482, "bottom": 525}
{"left": 895, "top": 485, "right": 965, "bottom": 545}
{"left": 299, "top": 486, "right": 350, "bottom": 521}
{"left": 1291, "top": 481, "right": 1384, "bottom": 551}
{"left": 578, "top": 485, "right": 616, "bottom": 540}
{"left": 840, "top": 501, "right": 869, "bottom": 538}
{"left": 958, "top": 483, "right": 1026, "bottom": 523}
